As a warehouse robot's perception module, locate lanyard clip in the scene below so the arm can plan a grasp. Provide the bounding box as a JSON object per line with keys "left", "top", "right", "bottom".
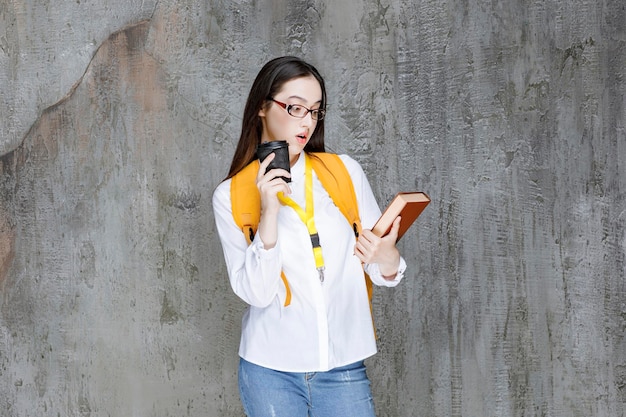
{"left": 317, "top": 267, "right": 325, "bottom": 283}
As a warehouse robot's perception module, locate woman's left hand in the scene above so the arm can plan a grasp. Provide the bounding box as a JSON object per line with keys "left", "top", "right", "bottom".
{"left": 354, "top": 216, "right": 402, "bottom": 279}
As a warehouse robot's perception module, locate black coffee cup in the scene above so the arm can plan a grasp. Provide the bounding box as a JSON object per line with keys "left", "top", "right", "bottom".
{"left": 256, "top": 141, "right": 291, "bottom": 182}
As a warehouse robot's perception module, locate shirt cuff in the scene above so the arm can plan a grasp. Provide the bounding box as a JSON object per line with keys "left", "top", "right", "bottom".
{"left": 251, "top": 235, "right": 280, "bottom": 258}
{"left": 369, "top": 257, "right": 406, "bottom": 287}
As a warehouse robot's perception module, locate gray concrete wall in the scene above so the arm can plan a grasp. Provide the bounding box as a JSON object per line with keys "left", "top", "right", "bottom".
{"left": 1, "top": 0, "right": 624, "bottom": 416}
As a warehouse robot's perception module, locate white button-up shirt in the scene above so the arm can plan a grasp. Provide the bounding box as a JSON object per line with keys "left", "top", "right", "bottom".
{"left": 212, "top": 153, "right": 406, "bottom": 372}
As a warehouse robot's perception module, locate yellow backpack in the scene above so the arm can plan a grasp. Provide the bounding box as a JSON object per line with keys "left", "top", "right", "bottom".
{"left": 230, "top": 152, "right": 373, "bottom": 309}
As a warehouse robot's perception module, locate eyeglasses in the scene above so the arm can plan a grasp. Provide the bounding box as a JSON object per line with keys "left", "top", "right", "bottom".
{"left": 268, "top": 98, "right": 326, "bottom": 121}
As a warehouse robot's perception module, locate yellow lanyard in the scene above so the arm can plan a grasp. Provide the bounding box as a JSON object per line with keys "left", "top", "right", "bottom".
{"left": 277, "top": 154, "right": 325, "bottom": 283}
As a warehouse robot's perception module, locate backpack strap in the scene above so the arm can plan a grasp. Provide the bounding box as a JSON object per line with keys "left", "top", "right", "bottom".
{"left": 308, "top": 153, "right": 362, "bottom": 237}
{"left": 230, "top": 160, "right": 260, "bottom": 245}
{"left": 309, "top": 153, "right": 374, "bottom": 322}
{"left": 230, "top": 161, "right": 292, "bottom": 306}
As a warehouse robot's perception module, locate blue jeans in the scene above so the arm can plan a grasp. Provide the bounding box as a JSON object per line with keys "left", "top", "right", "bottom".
{"left": 238, "top": 358, "right": 376, "bottom": 417}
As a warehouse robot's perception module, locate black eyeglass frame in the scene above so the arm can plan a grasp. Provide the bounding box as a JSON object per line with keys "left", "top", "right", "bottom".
{"left": 267, "top": 98, "right": 326, "bottom": 121}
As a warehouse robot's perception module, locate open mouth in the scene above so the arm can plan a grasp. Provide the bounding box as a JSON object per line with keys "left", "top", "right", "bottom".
{"left": 296, "top": 134, "right": 308, "bottom": 144}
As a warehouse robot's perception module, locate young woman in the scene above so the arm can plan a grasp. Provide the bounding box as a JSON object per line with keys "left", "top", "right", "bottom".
{"left": 212, "top": 56, "right": 407, "bottom": 417}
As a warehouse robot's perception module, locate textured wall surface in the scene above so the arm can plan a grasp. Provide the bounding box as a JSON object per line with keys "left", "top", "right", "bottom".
{"left": 1, "top": 1, "right": 625, "bottom": 416}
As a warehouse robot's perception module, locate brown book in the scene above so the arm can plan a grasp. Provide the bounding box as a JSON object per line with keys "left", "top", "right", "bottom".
{"left": 371, "top": 192, "right": 430, "bottom": 241}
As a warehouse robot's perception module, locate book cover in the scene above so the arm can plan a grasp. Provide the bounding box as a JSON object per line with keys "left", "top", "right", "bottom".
{"left": 371, "top": 192, "right": 430, "bottom": 241}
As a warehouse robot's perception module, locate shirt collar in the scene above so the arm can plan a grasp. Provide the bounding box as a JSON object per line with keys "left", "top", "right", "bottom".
{"left": 289, "top": 152, "right": 306, "bottom": 184}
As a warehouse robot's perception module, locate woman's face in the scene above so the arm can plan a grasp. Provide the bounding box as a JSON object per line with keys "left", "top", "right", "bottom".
{"left": 258, "top": 75, "right": 322, "bottom": 166}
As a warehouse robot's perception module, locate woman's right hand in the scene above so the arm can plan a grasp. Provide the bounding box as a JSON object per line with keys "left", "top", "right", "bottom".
{"left": 255, "top": 153, "right": 291, "bottom": 248}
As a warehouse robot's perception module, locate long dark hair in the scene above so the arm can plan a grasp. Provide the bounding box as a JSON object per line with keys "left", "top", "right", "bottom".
{"left": 226, "top": 56, "right": 327, "bottom": 179}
